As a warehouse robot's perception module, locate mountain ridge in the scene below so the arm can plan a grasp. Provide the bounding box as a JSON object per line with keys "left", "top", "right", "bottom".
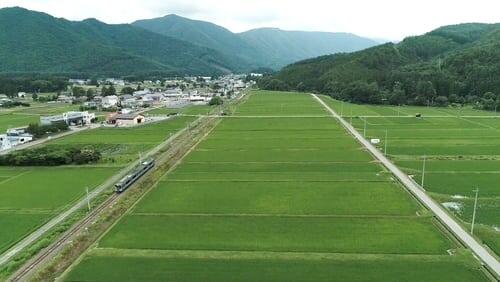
{"left": 132, "top": 14, "right": 380, "bottom": 70}
{"left": 0, "top": 7, "right": 242, "bottom": 76}
{"left": 0, "top": 7, "right": 380, "bottom": 75}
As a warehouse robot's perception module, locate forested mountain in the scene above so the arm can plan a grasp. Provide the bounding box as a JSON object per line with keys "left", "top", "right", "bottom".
{"left": 133, "top": 15, "right": 380, "bottom": 69}
{"left": 263, "top": 23, "right": 500, "bottom": 109}
{"left": 0, "top": 7, "right": 239, "bottom": 76}
{"left": 238, "top": 28, "right": 380, "bottom": 68}
{"left": 132, "top": 15, "right": 263, "bottom": 69}
{"left": 0, "top": 7, "right": 380, "bottom": 75}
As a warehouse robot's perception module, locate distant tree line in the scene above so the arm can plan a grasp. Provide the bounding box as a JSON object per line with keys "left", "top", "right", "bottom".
{"left": 0, "top": 101, "right": 30, "bottom": 108}
{"left": 0, "top": 145, "right": 101, "bottom": 166}
{"left": 0, "top": 76, "right": 69, "bottom": 97}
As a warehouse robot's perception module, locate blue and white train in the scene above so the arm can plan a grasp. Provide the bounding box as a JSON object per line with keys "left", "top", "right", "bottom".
{"left": 115, "top": 159, "right": 155, "bottom": 193}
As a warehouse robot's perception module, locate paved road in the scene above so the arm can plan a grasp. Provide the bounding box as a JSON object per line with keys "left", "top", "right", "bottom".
{"left": 0, "top": 117, "right": 201, "bottom": 268}
{"left": 312, "top": 94, "right": 500, "bottom": 278}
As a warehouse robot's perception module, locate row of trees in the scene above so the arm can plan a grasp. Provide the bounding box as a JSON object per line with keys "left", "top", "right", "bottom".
{"left": 0, "top": 146, "right": 101, "bottom": 166}
{"left": 0, "top": 101, "right": 30, "bottom": 108}
{"left": 261, "top": 76, "right": 500, "bottom": 109}
{"left": 0, "top": 76, "right": 68, "bottom": 97}
{"left": 26, "top": 122, "right": 69, "bottom": 138}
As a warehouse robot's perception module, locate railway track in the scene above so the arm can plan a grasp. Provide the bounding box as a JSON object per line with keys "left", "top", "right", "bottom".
{"left": 10, "top": 193, "right": 120, "bottom": 282}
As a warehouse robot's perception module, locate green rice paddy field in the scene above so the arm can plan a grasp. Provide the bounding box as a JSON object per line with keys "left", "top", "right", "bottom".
{"left": 145, "top": 104, "right": 213, "bottom": 116}
{"left": 0, "top": 103, "right": 79, "bottom": 132}
{"left": 0, "top": 117, "right": 194, "bottom": 258}
{"left": 319, "top": 95, "right": 500, "bottom": 258}
{"left": 64, "top": 91, "right": 488, "bottom": 281}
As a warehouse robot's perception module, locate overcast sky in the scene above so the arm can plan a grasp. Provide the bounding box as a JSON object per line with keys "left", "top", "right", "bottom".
{"left": 1, "top": 0, "right": 499, "bottom": 40}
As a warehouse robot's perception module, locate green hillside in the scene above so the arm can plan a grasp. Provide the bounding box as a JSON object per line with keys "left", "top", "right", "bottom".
{"left": 265, "top": 23, "right": 500, "bottom": 109}
{"left": 239, "top": 28, "right": 380, "bottom": 68}
{"left": 133, "top": 15, "right": 379, "bottom": 70}
{"left": 0, "top": 7, "right": 239, "bottom": 76}
{"left": 133, "top": 15, "right": 262, "bottom": 69}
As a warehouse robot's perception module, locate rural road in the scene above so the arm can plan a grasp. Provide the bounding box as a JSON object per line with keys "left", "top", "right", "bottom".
{"left": 312, "top": 94, "right": 500, "bottom": 278}
{"left": 0, "top": 117, "right": 201, "bottom": 268}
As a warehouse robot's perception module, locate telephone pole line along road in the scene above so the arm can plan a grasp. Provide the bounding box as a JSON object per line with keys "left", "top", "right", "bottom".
{"left": 311, "top": 94, "right": 500, "bottom": 278}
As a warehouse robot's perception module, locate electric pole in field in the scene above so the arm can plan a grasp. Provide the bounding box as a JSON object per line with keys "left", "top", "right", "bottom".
{"left": 384, "top": 130, "right": 388, "bottom": 155}
{"left": 363, "top": 119, "right": 367, "bottom": 137}
{"left": 471, "top": 188, "right": 479, "bottom": 235}
{"left": 86, "top": 187, "right": 91, "bottom": 212}
{"left": 421, "top": 155, "right": 426, "bottom": 189}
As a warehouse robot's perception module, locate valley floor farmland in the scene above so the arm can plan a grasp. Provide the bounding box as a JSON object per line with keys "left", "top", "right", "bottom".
{"left": 0, "top": 116, "right": 195, "bottom": 271}
{"left": 64, "top": 91, "right": 487, "bottom": 281}
{"left": 320, "top": 95, "right": 500, "bottom": 259}
{"left": 0, "top": 102, "right": 79, "bottom": 132}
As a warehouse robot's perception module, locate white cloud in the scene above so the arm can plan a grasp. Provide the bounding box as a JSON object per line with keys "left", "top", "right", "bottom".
{"left": 1, "top": 0, "right": 499, "bottom": 40}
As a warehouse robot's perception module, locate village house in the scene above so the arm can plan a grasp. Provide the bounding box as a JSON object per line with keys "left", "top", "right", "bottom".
{"left": 107, "top": 113, "right": 145, "bottom": 126}
{"left": 101, "top": 95, "right": 119, "bottom": 108}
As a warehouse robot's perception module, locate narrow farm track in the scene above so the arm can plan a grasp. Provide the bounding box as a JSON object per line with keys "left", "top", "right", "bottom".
{"left": 312, "top": 94, "right": 500, "bottom": 278}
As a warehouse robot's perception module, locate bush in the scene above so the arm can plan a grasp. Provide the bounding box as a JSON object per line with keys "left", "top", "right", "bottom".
{"left": 0, "top": 146, "right": 101, "bottom": 166}
{"left": 26, "top": 122, "right": 69, "bottom": 138}
{"left": 0, "top": 101, "right": 30, "bottom": 108}
{"left": 209, "top": 96, "right": 224, "bottom": 106}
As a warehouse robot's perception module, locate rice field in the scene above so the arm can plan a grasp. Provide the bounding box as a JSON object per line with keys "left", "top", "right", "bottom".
{"left": 64, "top": 91, "right": 487, "bottom": 281}
{"left": 0, "top": 103, "right": 80, "bottom": 132}
{"left": 0, "top": 117, "right": 195, "bottom": 258}
{"left": 145, "top": 104, "right": 213, "bottom": 116}
{"left": 318, "top": 95, "right": 500, "bottom": 257}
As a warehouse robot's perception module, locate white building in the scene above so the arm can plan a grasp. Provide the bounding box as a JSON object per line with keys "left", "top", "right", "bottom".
{"left": 0, "top": 129, "right": 33, "bottom": 151}
{"left": 102, "top": 95, "right": 119, "bottom": 108}
{"left": 133, "top": 89, "right": 152, "bottom": 97}
{"left": 143, "top": 93, "right": 164, "bottom": 103}
{"left": 163, "top": 88, "right": 184, "bottom": 98}
{"left": 69, "top": 79, "right": 89, "bottom": 85}
{"left": 41, "top": 111, "right": 95, "bottom": 126}
{"left": 189, "top": 95, "right": 208, "bottom": 103}
{"left": 105, "top": 78, "right": 126, "bottom": 86}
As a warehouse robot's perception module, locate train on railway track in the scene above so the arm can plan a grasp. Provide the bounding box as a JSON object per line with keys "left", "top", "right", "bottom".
{"left": 115, "top": 159, "right": 155, "bottom": 193}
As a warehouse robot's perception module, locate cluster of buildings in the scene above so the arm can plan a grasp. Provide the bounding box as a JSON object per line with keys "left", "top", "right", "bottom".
{"left": 80, "top": 75, "right": 252, "bottom": 111}
{"left": 0, "top": 74, "right": 255, "bottom": 151}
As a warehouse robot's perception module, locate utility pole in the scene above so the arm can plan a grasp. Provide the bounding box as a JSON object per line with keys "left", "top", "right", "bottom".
{"left": 421, "top": 155, "right": 426, "bottom": 188}
{"left": 384, "top": 130, "right": 388, "bottom": 155}
{"left": 363, "top": 119, "right": 367, "bottom": 137}
{"left": 471, "top": 188, "right": 479, "bottom": 235}
{"left": 86, "top": 187, "right": 91, "bottom": 212}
